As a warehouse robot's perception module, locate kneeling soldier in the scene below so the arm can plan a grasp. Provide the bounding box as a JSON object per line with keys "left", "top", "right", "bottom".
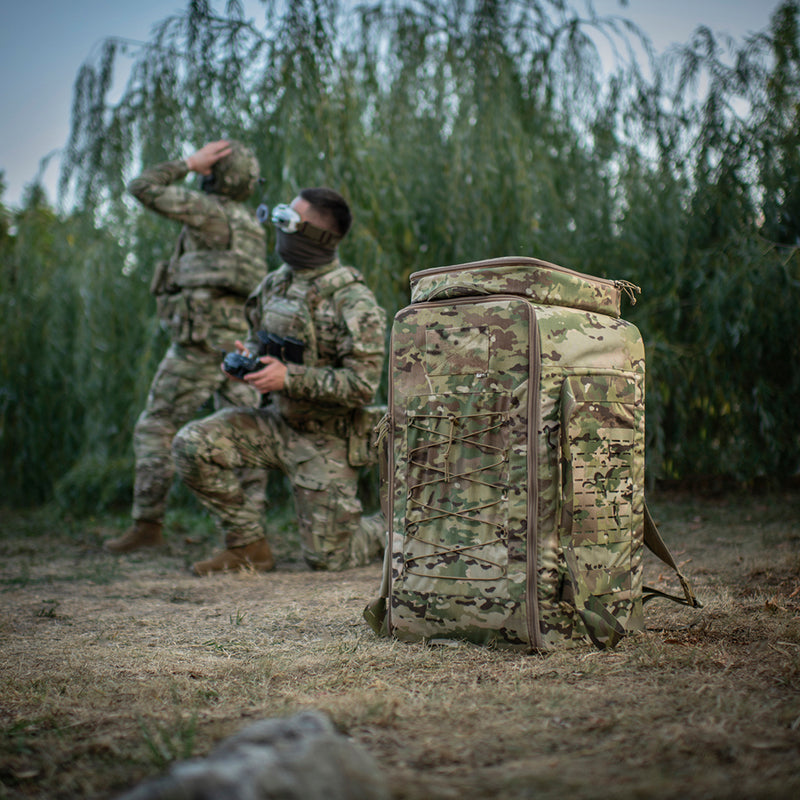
{"left": 172, "top": 187, "right": 387, "bottom": 575}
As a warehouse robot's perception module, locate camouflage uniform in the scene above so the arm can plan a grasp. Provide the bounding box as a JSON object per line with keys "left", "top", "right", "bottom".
{"left": 128, "top": 157, "right": 266, "bottom": 526}
{"left": 172, "top": 259, "right": 387, "bottom": 570}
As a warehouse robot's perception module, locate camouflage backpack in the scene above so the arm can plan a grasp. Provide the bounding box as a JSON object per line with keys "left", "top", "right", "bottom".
{"left": 364, "top": 256, "right": 698, "bottom": 651}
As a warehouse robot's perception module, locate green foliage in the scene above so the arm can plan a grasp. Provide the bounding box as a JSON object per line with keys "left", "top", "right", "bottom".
{"left": 1, "top": 0, "right": 799, "bottom": 511}
{"left": 0, "top": 184, "right": 164, "bottom": 507}
{"left": 615, "top": 0, "right": 800, "bottom": 482}
{"left": 53, "top": 454, "right": 134, "bottom": 516}
{"left": 138, "top": 709, "right": 199, "bottom": 768}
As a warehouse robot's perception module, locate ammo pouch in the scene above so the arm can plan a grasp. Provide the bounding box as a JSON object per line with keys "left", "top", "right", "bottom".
{"left": 150, "top": 258, "right": 183, "bottom": 335}
{"left": 172, "top": 251, "right": 261, "bottom": 297}
{"left": 348, "top": 404, "right": 387, "bottom": 468}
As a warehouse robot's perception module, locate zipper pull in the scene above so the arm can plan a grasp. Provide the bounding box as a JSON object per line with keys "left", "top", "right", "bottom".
{"left": 615, "top": 280, "right": 641, "bottom": 306}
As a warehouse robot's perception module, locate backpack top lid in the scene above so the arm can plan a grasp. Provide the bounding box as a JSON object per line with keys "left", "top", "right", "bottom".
{"left": 409, "top": 256, "right": 639, "bottom": 318}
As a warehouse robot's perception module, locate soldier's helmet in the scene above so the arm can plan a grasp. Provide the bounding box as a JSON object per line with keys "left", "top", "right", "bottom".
{"left": 210, "top": 140, "right": 260, "bottom": 201}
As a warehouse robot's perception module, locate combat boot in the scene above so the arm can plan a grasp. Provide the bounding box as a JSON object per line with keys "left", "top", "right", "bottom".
{"left": 192, "top": 539, "right": 275, "bottom": 576}
{"left": 103, "top": 520, "right": 164, "bottom": 554}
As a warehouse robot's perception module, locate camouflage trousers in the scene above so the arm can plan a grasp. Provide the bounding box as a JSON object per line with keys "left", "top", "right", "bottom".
{"left": 171, "top": 406, "right": 387, "bottom": 570}
{"left": 132, "top": 342, "right": 260, "bottom": 524}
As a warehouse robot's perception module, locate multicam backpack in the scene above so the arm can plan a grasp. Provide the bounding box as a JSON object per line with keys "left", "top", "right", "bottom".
{"left": 364, "top": 256, "right": 698, "bottom": 651}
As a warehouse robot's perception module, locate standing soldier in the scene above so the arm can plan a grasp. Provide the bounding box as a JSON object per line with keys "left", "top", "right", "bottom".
{"left": 172, "top": 187, "right": 387, "bottom": 575}
{"left": 104, "top": 140, "right": 266, "bottom": 554}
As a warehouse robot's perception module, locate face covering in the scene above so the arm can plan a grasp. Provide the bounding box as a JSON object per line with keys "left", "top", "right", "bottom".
{"left": 276, "top": 229, "right": 338, "bottom": 270}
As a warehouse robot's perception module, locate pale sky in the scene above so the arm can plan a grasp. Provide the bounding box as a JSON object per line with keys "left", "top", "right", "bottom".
{"left": 0, "top": 0, "right": 783, "bottom": 209}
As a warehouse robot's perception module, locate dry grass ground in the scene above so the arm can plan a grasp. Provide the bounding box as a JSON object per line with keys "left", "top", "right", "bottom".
{"left": 1, "top": 489, "right": 799, "bottom": 800}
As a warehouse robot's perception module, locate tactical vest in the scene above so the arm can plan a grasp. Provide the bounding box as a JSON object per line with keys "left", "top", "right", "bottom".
{"left": 245, "top": 261, "right": 366, "bottom": 429}
{"left": 151, "top": 199, "right": 265, "bottom": 348}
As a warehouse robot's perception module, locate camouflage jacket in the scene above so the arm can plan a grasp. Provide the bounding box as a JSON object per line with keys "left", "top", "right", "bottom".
{"left": 244, "top": 261, "right": 386, "bottom": 431}
{"left": 128, "top": 158, "right": 266, "bottom": 348}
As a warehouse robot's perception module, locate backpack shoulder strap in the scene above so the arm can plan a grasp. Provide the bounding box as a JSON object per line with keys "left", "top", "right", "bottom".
{"left": 643, "top": 502, "right": 701, "bottom": 608}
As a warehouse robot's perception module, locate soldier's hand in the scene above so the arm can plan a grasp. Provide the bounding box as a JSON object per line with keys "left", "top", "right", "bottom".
{"left": 186, "top": 141, "right": 232, "bottom": 175}
{"left": 245, "top": 356, "right": 288, "bottom": 393}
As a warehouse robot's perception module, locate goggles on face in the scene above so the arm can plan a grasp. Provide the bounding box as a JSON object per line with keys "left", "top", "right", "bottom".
{"left": 259, "top": 202, "right": 343, "bottom": 248}
{"left": 271, "top": 203, "right": 303, "bottom": 233}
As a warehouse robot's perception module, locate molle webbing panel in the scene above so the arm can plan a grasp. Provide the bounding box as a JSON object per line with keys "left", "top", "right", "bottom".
{"left": 557, "top": 372, "right": 644, "bottom": 648}
{"left": 533, "top": 303, "right": 646, "bottom": 650}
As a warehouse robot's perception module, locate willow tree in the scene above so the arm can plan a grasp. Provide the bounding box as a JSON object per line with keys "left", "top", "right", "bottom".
{"left": 608, "top": 0, "right": 800, "bottom": 483}
{"left": 60, "top": 0, "right": 639, "bottom": 272}
{"left": 11, "top": 0, "right": 796, "bottom": 510}
{"left": 46, "top": 0, "right": 635, "bottom": 508}
{"left": 0, "top": 184, "right": 143, "bottom": 508}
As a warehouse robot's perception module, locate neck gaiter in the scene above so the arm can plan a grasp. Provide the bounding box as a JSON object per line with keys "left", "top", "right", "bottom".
{"left": 276, "top": 229, "right": 338, "bottom": 270}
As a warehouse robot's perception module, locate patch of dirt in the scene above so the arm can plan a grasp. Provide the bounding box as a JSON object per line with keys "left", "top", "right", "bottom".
{"left": 741, "top": 563, "right": 800, "bottom": 602}
{"left": 1, "top": 490, "right": 799, "bottom": 799}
